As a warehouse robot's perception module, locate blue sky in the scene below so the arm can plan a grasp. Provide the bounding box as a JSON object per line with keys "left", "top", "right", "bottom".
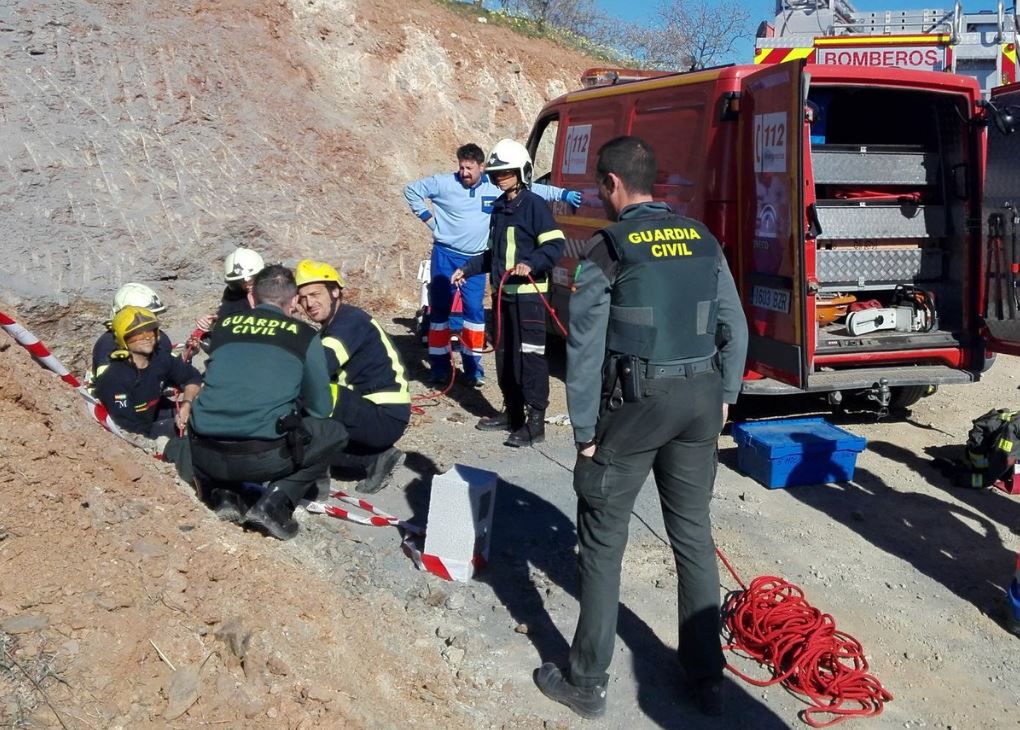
{"left": 594, "top": 0, "right": 993, "bottom": 64}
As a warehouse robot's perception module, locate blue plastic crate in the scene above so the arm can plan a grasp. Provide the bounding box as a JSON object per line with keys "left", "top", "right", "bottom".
{"left": 731, "top": 417, "right": 867, "bottom": 489}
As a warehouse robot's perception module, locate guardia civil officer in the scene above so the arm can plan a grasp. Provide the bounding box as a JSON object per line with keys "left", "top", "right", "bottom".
{"left": 534, "top": 136, "right": 748, "bottom": 719}
{"left": 451, "top": 139, "right": 566, "bottom": 447}
{"left": 189, "top": 265, "right": 348, "bottom": 540}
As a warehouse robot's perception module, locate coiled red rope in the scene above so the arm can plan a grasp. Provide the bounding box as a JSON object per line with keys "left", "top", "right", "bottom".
{"left": 717, "top": 549, "right": 894, "bottom": 727}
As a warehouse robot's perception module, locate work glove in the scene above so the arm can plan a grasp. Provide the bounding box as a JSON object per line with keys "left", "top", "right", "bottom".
{"left": 194, "top": 314, "right": 216, "bottom": 333}
{"left": 562, "top": 190, "right": 583, "bottom": 208}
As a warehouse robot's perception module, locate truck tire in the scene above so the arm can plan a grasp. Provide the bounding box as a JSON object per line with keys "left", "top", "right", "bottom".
{"left": 889, "top": 385, "right": 934, "bottom": 410}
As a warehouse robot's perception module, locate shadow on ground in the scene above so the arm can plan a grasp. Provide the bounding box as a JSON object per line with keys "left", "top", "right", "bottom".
{"left": 397, "top": 452, "right": 785, "bottom": 727}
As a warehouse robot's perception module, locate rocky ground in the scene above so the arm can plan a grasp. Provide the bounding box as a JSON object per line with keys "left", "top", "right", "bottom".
{"left": 3, "top": 306, "right": 1020, "bottom": 728}
{"left": 4, "top": 0, "right": 1020, "bottom": 727}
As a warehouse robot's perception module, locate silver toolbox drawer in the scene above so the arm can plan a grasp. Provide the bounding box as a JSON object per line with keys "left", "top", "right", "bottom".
{"left": 811, "top": 145, "right": 939, "bottom": 186}
{"left": 815, "top": 203, "right": 945, "bottom": 240}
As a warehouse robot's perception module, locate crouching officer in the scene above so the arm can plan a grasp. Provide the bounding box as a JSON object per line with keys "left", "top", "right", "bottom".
{"left": 294, "top": 260, "right": 410, "bottom": 494}
{"left": 535, "top": 137, "right": 748, "bottom": 719}
{"left": 188, "top": 265, "right": 348, "bottom": 540}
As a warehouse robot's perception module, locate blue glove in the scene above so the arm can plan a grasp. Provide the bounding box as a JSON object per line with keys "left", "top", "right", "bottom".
{"left": 563, "top": 190, "right": 583, "bottom": 208}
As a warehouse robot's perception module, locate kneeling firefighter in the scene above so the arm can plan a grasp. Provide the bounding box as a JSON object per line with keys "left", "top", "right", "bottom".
{"left": 188, "top": 265, "right": 348, "bottom": 540}
{"left": 295, "top": 260, "right": 411, "bottom": 494}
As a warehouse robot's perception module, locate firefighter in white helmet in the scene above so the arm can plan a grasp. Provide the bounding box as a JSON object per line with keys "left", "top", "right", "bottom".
{"left": 452, "top": 139, "right": 566, "bottom": 447}
{"left": 91, "top": 283, "right": 173, "bottom": 382}
{"left": 189, "top": 247, "right": 266, "bottom": 349}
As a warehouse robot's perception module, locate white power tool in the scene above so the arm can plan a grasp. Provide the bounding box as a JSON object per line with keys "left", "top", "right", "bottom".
{"left": 845, "top": 305, "right": 931, "bottom": 336}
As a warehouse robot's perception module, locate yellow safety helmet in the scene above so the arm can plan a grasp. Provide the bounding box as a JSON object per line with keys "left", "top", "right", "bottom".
{"left": 111, "top": 306, "right": 160, "bottom": 349}
{"left": 295, "top": 259, "right": 346, "bottom": 289}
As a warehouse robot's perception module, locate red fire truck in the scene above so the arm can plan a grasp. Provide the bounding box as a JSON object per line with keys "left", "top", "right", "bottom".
{"left": 755, "top": 0, "right": 1019, "bottom": 96}
{"left": 528, "top": 62, "right": 1020, "bottom": 410}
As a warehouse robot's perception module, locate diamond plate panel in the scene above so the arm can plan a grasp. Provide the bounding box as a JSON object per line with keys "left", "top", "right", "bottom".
{"left": 816, "top": 204, "right": 945, "bottom": 239}
{"left": 811, "top": 147, "right": 938, "bottom": 185}
{"left": 816, "top": 248, "right": 943, "bottom": 285}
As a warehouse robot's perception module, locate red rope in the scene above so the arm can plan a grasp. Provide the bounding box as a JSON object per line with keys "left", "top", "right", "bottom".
{"left": 716, "top": 550, "right": 894, "bottom": 727}
{"left": 411, "top": 269, "right": 568, "bottom": 415}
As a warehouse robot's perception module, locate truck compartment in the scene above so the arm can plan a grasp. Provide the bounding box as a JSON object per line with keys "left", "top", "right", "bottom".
{"left": 807, "top": 86, "right": 969, "bottom": 355}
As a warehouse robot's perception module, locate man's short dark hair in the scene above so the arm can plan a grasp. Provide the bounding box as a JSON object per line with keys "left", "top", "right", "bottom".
{"left": 253, "top": 265, "right": 297, "bottom": 308}
{"left": 457, "top": 143, "right": 485, "bottom": 165}
{"left": 596, "top": 136, "right": 656, "bottom": 195}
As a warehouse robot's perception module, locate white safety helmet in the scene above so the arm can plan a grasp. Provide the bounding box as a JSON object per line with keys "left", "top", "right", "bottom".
{"left": 485, "top": 139, "right": 533, "bottom": 188}
{"left": 110, "top": 282, "right": 166, "bottom": 320}
{"left": 224, "top": 247, "right": 265, "bottom": 283}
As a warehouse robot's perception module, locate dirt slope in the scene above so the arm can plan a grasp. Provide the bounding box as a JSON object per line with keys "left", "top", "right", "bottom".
{"left": 0, "top": 331, "right": 480, "bottom": 727}
{"left": 1, "top": 0, "right": 592, "bottom": 366}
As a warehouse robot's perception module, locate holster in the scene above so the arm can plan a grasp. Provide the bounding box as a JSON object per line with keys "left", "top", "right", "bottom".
{"left": 276, "top": 412, "right": 311, "bottom": 465}
{"left": 617, "top": 354, "right": 642, "bottom": 403}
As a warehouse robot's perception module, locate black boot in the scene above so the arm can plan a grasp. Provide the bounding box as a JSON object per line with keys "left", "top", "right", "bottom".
{"left": 534, "top": 663, "right": 606, "bottom": 720}
{"left": 355, "top": 447, "right": 406, "bottom": 494}
{"left": 208, "top": 488, "right": 247, "bottom": 523}
{"left": 243, "top": 486, "right": 299, "bottom": 541}
{"left": 476, "top": 402, "right": 524, "bottom": 432}
{"left": 505, "top": 407, "right": 545, "bottom": 447}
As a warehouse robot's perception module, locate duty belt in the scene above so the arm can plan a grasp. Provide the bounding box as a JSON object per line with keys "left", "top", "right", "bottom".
{"left": 190, "top": 433, "right": 288, "bottom": 454}
{"left": 644, "top": 357, "right": 717, "bottom": 380}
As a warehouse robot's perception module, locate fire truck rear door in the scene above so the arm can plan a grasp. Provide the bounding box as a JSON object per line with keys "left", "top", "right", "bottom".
{"left": 738, "top": 61, "right": 808, "bottom": 388}
{"left": 982, "top": 84, "right": 1020, "bottom": 356}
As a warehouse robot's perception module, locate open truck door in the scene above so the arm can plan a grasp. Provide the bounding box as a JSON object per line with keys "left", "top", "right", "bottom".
{"left": 982, "top": 83, "right": 1020, "bottom": 356}
{"left": 738, "top": 61, "right": 809, "bottom": 388}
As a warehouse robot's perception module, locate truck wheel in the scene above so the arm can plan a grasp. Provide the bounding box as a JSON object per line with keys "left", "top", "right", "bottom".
{"left": 889, "top": 385, "right": 935, "bottom": 410}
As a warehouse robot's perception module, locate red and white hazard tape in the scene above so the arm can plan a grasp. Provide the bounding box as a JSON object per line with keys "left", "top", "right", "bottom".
{"left": 304, "top": 488, "right": 486, "bottom": 582}
{"left": 0, "top": 311, "right": 82, "bottom": 387}
{"left": 305, "top": 489, "right": 423, "bottom": 533}
{"left": 0, "top": 309, "right": 128, "bottom": 439}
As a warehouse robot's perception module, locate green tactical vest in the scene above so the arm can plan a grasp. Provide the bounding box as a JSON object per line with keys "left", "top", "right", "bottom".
{"left": 600, "top": 211, "right": 720, "bottom": 362}
{"left": 210, "top": 310, "right": 317, "bottom": 360}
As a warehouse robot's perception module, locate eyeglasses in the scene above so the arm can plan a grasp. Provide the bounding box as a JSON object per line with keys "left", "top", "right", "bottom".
{"left": 126, "top": 330, "right": 157, "bottom": 343}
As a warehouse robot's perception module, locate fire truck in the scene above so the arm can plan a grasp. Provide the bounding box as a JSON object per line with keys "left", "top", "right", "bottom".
{"left": 755, "top": 0, "right": 1019, "bottom": 96}
{"left": 528, "top": 62, "right": 1020, "bottom": 410}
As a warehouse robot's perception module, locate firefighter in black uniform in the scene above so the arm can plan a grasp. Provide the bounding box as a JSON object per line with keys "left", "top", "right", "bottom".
{"left": 295, "top": 259, "right": 411, "bottom": 494}
{"left": 452, "top": 138, "right": 565, "bottom": 447}
{"left": 189, "top": 265, "right": 348, "bottom": 541}
{"left": 535, "top": 137, "right": 749, "bottom": 719}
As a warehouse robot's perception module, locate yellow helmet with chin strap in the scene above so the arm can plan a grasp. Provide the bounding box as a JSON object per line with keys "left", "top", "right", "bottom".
{"left": 111, "top": 306, "right": 160, "bottom": 350}
{"left": 295, "top": 259, "right": 346, "bottom": 289}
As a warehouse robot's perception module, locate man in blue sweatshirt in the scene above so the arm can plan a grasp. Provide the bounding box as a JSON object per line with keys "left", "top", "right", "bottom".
{"left": 404, "top": 143, "right": 581, "bottom": 386}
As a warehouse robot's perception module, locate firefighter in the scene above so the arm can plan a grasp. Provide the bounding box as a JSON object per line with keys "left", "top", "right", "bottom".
{"left": 93, "top": 306, "right": 202, "bottom": 439}
{"left": 189, "top": 247, "right": 266, "bottom": 346}
{"left": 533, "top": 137, "right": 748, "bottom": 719}
{"left": 188, "top": 265, "right": 348, "bottom": 540}
{"left": 404, "top": 143, "right": 581, "bottom": 386}
{"left": 91, "top": 283, "right": 173, "bottom": 382}
{"left": 451, "top": 139, "right": 566, "bottom": 447}
{"left": 294, "top": 259, "right": 411, "bottom": 494}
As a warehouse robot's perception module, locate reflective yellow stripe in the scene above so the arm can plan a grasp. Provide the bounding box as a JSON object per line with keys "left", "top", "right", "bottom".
{"left": 322, "top": 336, "right": 350, "bottom": 369}
{"left": 94, "top": 364, "right": 110, "bottom": 379}
{"left": 369, "top": 319, "right": 410, "bottom": 401}
{"left": 330, "top": 382, "right": 339, "bottom": 408}
{"left": 754, "top": 48, "right": 772, "bottom": 64}
{"left": 537, "top": 229, "right": 564, "bottom": 245}
{"left": 782, "top": 48, "right": 814, "bottom": 62}
{"left": 506, "top": 226, "right": 517, "bottom": 267}
{"left": 503, "top": 281, "right": 549, "bottom": 294}
{"left": 814, "top": 34, "right": 948, "bottom": 45}
{"left": 366, "top": 390, "right": 411, "bottom": 405}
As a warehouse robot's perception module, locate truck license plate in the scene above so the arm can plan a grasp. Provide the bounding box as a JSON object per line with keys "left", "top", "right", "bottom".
{"left": 752, "top": 285, "right": 791, "bottom": 313}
